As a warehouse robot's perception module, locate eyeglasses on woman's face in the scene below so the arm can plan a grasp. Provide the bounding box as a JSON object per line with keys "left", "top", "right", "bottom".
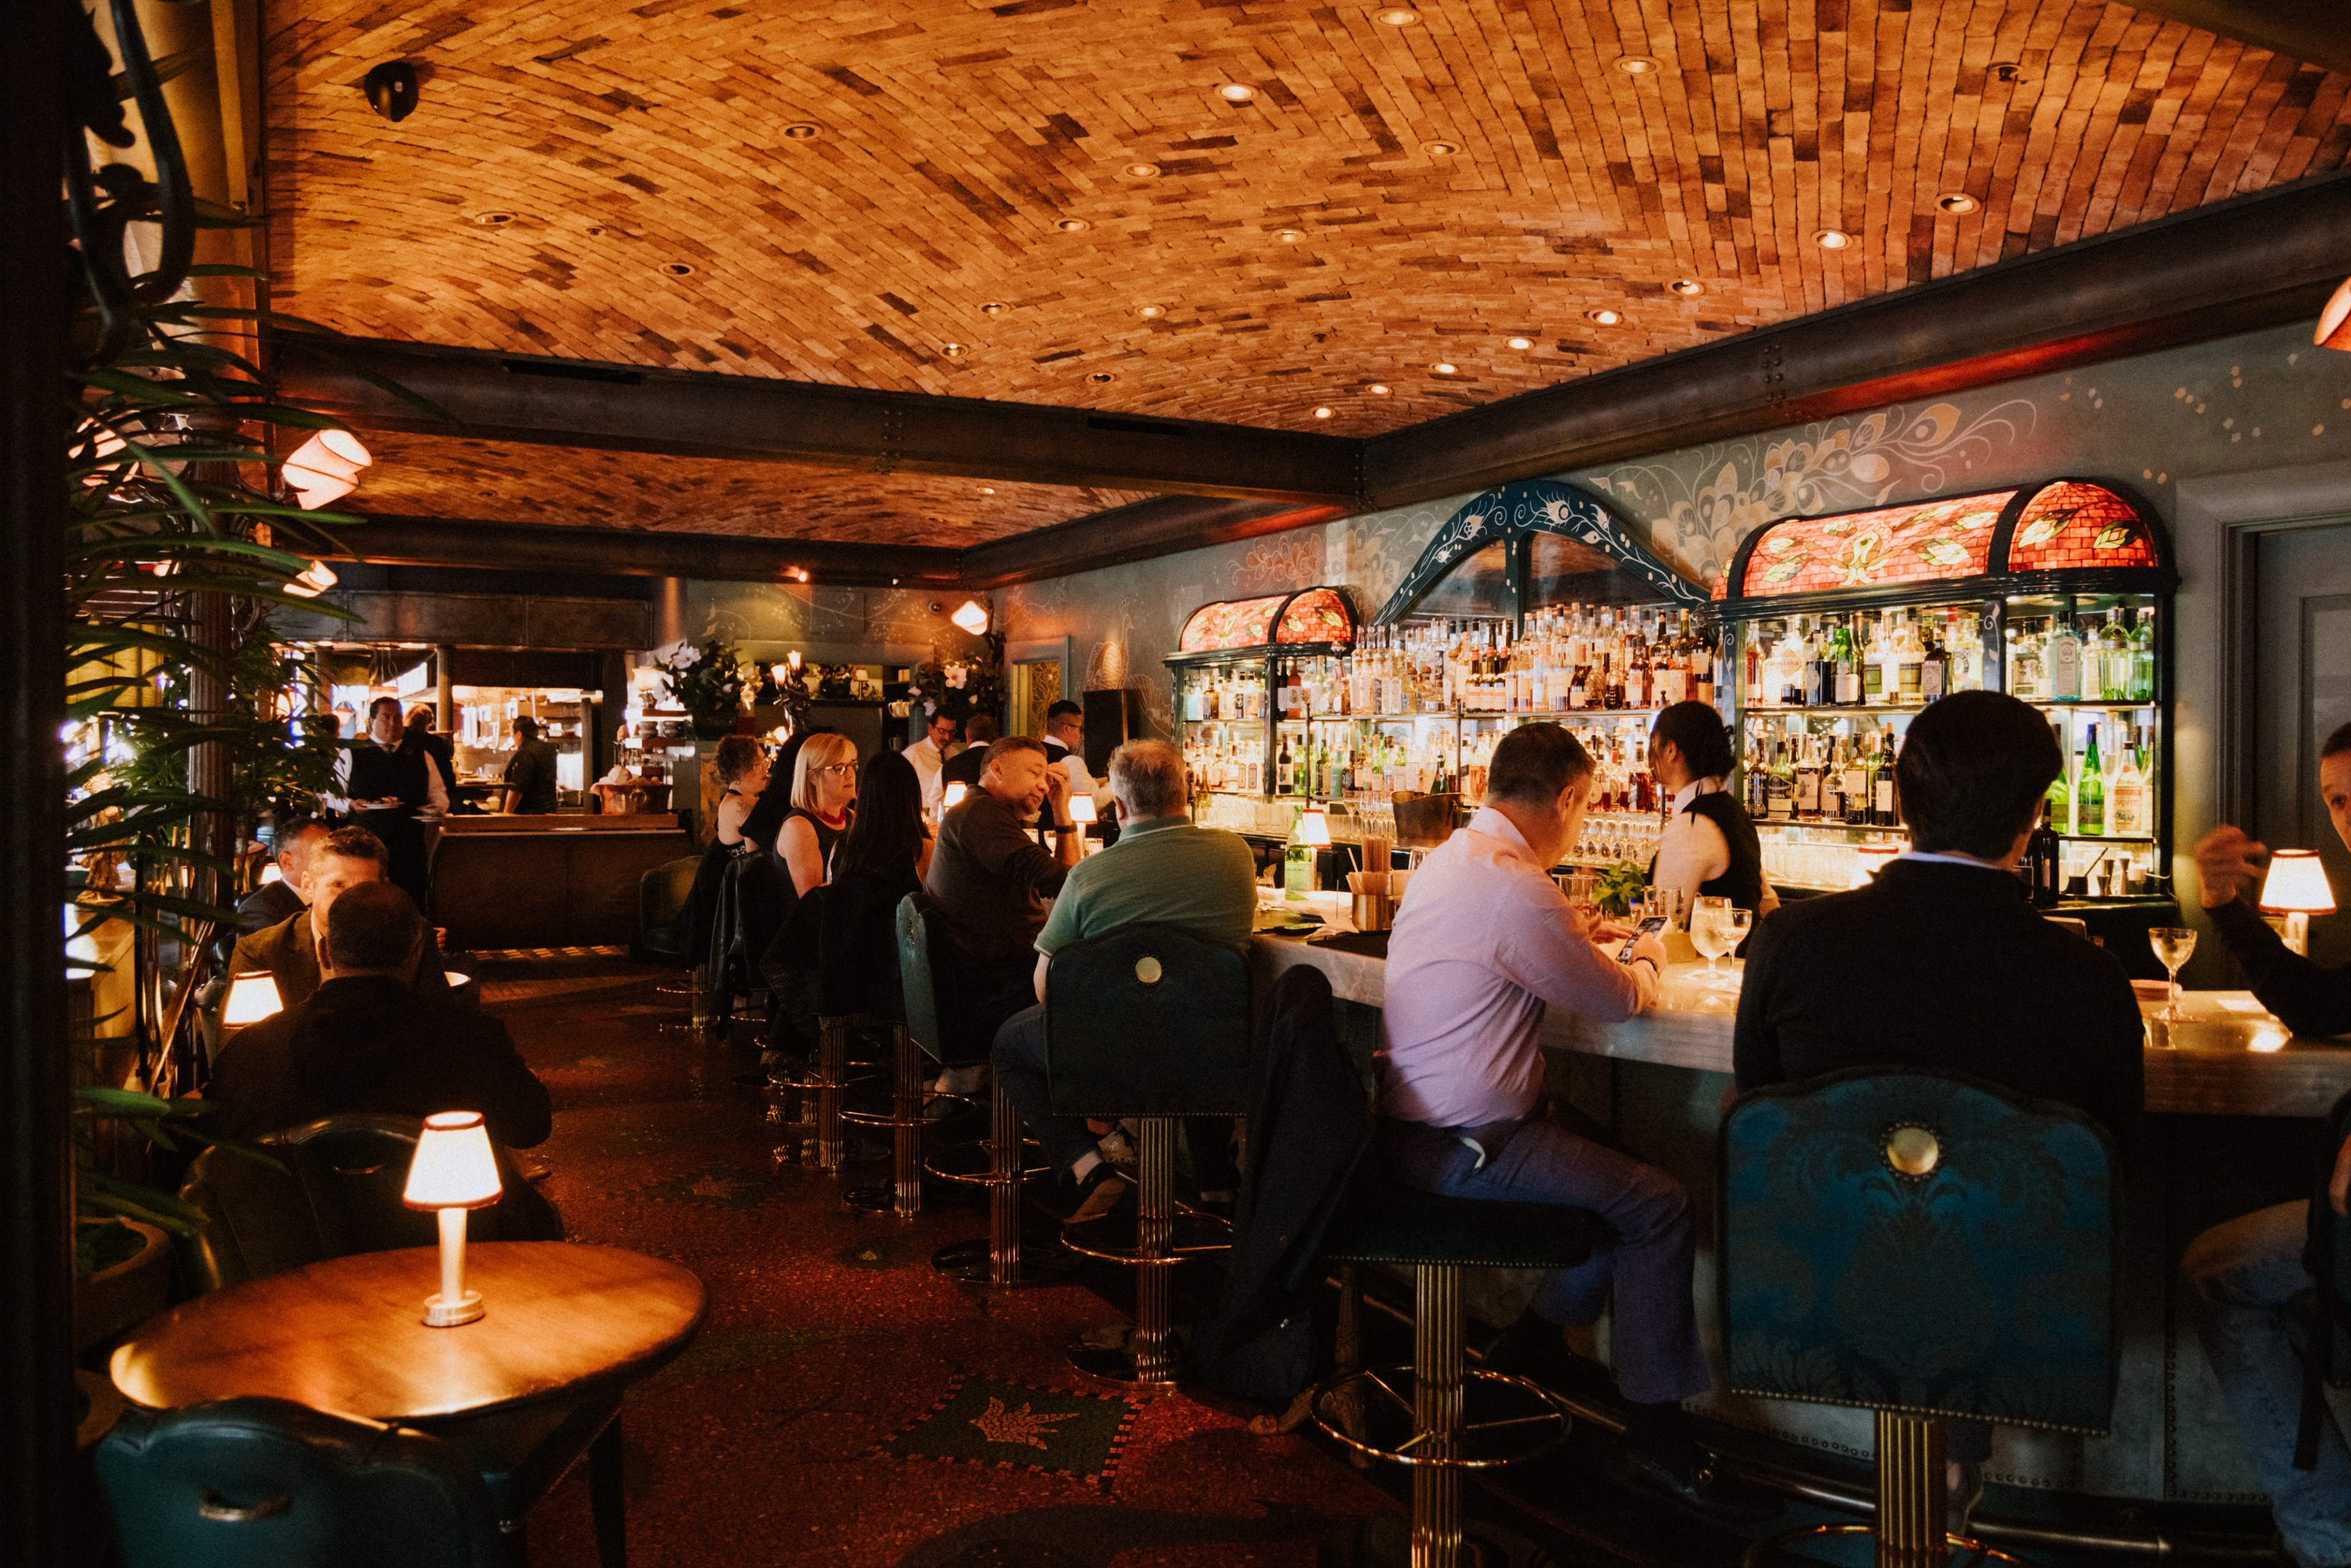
{"left": 814, "top": 762, "right": 857, "bottom": 777}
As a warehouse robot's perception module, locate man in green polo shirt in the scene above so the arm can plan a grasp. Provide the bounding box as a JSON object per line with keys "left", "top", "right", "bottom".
{"left": 991, "top": 737, "right": 1259, "bottom": 1221}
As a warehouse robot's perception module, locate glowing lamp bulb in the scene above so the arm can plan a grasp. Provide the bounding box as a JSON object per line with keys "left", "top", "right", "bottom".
{"left": 787, "top": 651, "right": 802, "bottom": 671}
{"left": 402, "top": 1110, "right": 503, "bottom": 1328}
{"left": 950, "top": 599, "right": 990, "bottom": 636}
{"left": 221, "top": 971, "right": 284, "bottom": 1027}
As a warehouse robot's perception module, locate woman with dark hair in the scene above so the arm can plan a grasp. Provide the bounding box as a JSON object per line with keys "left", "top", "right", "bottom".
{"left": 835, "top": 748, "right": 931, "bottom": 890}
{"left": 1647, "top": 700, "right": 1773, "bottom": 916}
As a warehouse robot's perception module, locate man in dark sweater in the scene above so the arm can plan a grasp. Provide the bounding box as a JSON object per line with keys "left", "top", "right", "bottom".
{"left": 2182, "top": 721, "right": 2351, "bottom": 1568}
{"left": 206, "top": 881, "right": 549, "bottom": 1148}
{"left": 1734, "top": 689, "right": 2145, "bottom": 1515}
{"left": 224, "top": 826, "right": 450, "bottom": 1016}
{"left": 922, "top": 736, "right": 1081, "bottom": 1084}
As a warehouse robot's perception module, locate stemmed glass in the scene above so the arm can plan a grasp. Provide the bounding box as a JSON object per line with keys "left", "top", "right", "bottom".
{"left": 2150, "top": 926, "right": 2197, "bottom": 1020}
{"left": 1723, "top": 907, "right": 1753, "bottom": 973}
{"left": 1690, "top": 896, "right": 1732, "bottom": 977}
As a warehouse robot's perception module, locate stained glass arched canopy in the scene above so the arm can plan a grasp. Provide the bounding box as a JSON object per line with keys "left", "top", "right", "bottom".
{"left": 1173, "top": 586, "right": 1356, "bottom": 660}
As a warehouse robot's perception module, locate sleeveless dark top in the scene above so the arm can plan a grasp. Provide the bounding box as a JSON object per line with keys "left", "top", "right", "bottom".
{"left": 718, "top": 789, "right": 761, "bottom": 860}
{"left": 1677, "top": 790, "right": 1766, "bottom": 913}
{"left": 783, "top": 805, "right": 849, "bottom": 887}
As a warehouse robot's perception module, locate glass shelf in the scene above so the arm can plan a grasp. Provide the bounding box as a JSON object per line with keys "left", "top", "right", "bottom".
{"left": 1743, "top": 701, "right": 2157, "bottom": 716}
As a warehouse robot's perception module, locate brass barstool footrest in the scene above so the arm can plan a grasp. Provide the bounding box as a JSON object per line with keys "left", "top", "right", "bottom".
{"left": 1311, "top": 1365, "right": 1571, "bottom": 1469}
{"left": 929, "top": 1236, "right": 1064, "bottom": 1285}
{"left": 923, "top": 1139, "right": 1051, "bottom": 1185}
{"left": 1059, "top": 1208, "right": 1233, "bottom": 1265}
{"left": 1743, "top": 1522, "right": 2037, "bottom": 1568}
{"left": 1066, "top": 1322, "right": 1186, "bottom": 1387}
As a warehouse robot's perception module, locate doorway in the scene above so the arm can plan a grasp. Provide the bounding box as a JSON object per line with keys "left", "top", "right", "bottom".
{"left": 1005, "top": 637, "right": 1072, "bottom": 739}
{"left": 2253, "top": 520, "right": 2351, "bottom": 970}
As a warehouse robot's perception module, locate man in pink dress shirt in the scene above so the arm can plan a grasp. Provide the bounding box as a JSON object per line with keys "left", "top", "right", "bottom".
{"left": 1379, "top": 723, "right": 1767, "bottom": 1525}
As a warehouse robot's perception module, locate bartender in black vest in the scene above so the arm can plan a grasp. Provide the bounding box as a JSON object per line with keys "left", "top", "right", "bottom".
{"left": 329, "top": 695, "right": 442, "bottom": 909}
{"left": 1647, "top": 700, "right": 1775, "bottom": 918}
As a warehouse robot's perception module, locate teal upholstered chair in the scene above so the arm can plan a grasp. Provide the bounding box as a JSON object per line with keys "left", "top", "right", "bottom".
{"left": 1720, "top": 1067, "right": 2121, "bottom": 1568}
{"left": 1044, "top": 922, "right": 1252, "bottom": 1383}
{"left": 96, "top": 1397, "right": 503, "bottom": 1568}
{"left": 904, "top": 893, "right": 1048, "bottom": 1285}
{"left": 1313, "top": 1164, "right": 1591, "bottom": 1568}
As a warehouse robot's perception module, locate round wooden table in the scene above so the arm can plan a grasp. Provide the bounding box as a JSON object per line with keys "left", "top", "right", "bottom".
{"left": 111, "top": 1242, "right": 706, "bottom": 1422}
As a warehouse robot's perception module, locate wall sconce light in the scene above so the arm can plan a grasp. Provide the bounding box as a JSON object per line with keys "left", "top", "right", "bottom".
{"left": 282, "top": 430, "right": 372, "bottom": 509}
{"left": 787, "top": 651, "right": 802, "bottom": 671}
{"left": 2319, "top": 274, "right": 2351, "bottom": 352}
{"left": 284, "top": 560, "right": 339, "bottom": 598}
{"left": 2260, "top": 848, "right": 2337, "bottom": 956}
{"left": 402, "top": 1111, "right": 503, "bottom": 1327}
{"left": 950, "top": 599, "right": 990, "bottom": 636}
{"left": 220, "top": 971, "right": 283, "bottom": 1028}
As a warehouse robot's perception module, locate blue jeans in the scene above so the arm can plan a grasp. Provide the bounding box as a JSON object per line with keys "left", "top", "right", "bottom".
{"left": 1375, "top": 1114, "right": 1712, "bottom": 1406}
{"left": 2184, "top": 1201, "right": 2351, "bottom": 1568}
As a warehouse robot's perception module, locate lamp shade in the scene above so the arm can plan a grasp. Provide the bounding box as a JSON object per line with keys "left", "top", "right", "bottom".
{"left": 258, "top": 862, "right": 284, "bottom": 886}
{"left": 402, "top": 1111, "right": 503, "bottom": 1210}
{"left": 2319, "top": 274, "right": 2351, "bottom": 353}
{"left": 220, "top": 971, "right": 284, "bottom": 1027}
{"left": 1850, "top": 842, "right": 1901, "bottom": 888}
{"left": 950, "top": 599, "right": 990, "bottom": 636}
{"left": 2259, "top": 849, "right": 2338, "bottom": 914}
{"left": 283, "top": 430, "right": 372, "bottom": 511}
{"left": 942, "top": 781, "right": 968, "bottom": 811}
{"left": 1066, "top": 792, "right": 1097, "bottom": 823}
{"left": 1300, "top": 808, "right": 1332, "bottom": 847}
{"left": 284, "top": 560, "right": 339, "bottom": 598}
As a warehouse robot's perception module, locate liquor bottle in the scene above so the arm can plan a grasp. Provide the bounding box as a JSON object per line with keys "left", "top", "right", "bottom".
{"left": 1919, "top": 615, "right": 1949, "bottom": 702}
{"left": 2009, "top": 621, "right": 2044, "bottom": 702}
{"left": 2110, "top": 726, "right": 2150, "bottom": 837}
{"left": 1821, "top": 737, "right": 1847, "bottom": 820}
{"left": 2046, "top": 609, "right": 2084, "bottom": 702}
{"left": 2026, "top": 802, "right": 2062, "bottom": 907}
{"left": 2097, "top": 613, "right": 2129, "bottom": 702}
{"left": 1894, "top": 611, "right": 1926, "bottom": 705}
{"left": 2128, "top": 607, "right": 2156, "bottom": 702}
{"left": 1871, "top": 729, "right": 1900, "bottom": 827}
{"left": 1765, "top": 739, "right": 1795, "bottom": 820}
{"left": 1745, "top": 735, "right": 1770, "bottom": 817}
{"left": 2076, "top": 724, "right": 2106, "bottom": 836}
{"left": 1830, "top": 617, "right": 1861, "bottom": 706}
{"left": 1841, "top": 737, "right": 1871, "bottom": 826}
{"left": 1804, "top": 623, "right": 1835, "bottom": 708}
{"left": 1794, "top": 735, "right": 1823, "bottom": 819}
{"left": 1691, "top": 620, "right": 1716, "bottom": 707}
{"left": 2044, "top": 720, "right": 2071, "bottom": 834}
{"left": 1283, "top": 808, "right": 1315, "bottom": 901}
{"left": 1859, "top": 614, "right": 1884, "bottom": 705}
{"left": 1276, "top": 733, "right": 1295, "bottom": 794}
{"left": 1744, "top": 626, "right": 1764, "bottom": 708}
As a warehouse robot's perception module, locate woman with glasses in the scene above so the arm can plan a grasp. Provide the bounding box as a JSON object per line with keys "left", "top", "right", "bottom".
{"left": 778, "top": 732, "right": 859, "bottom": 897}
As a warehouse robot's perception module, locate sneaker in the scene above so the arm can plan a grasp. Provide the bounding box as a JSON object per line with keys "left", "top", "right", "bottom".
{"left": 1096, "top": 1127, "right": 1137, "bottom": 1167}
{"left": 1064, "top": 1163, "right": 1135, "bottom": 1225}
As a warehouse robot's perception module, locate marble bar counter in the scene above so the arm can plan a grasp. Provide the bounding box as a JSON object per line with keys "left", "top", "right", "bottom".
{"left": 1246, "top": 891, "right": 2350, "bottom": 1532}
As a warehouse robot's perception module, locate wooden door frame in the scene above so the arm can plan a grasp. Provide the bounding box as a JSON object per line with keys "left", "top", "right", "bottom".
{"left": 1006, "top": 636, "right": 1074, "bottom": 737}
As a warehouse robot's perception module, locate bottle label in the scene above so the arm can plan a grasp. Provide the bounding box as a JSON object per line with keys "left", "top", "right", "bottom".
{"left": 1920, "top": 662, "right": 1946, "bottom": 700}
{"left": 2049, "top": 637, "right": 2082, "bottom": 700}
{"left": 1874, "top": 779, "right": 1895, "bottom": 813}
{"left": 1835, "top": 671, "right": 1860, "bottom": 705}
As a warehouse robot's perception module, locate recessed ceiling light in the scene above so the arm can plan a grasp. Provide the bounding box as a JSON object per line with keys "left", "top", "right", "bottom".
{"left": 1137, "top": 304, "right": 1165, "bottom": 318}
{"left": 1313, "top": 405, "right": 1335, "bottom": 418}
{"left": 1668, "top": 278, "right": 1704, "bottom": 296}
{"left": 1089, "top": 371, "right": 1115, "bottom": 383}
{"left": 1430, "top": 361, "right": 1458, "bottom": 375}
{"left": 1423, "top": 140, "right": 1459, "bottom": 156}
{"left": 1056, "top": 217, "right": 1090, "bottom": 232}
{"left": 941, "top": 342, "right": 966, "bottom": 358}
{"left": 660, "top": 261, "right": 694, "bottom": 276}
{"left": 1614, "top": 56, "right": 1660, "bottom": 75}
{"left": 1586, "top": 307, "right": 1621, "bottom": 324}
{"left": 1366, "top": 383, "right": 1391, "bottom": 396}
{"left": 979, "top": 486, "right": 995, "bottom": 495}
{"left": 980, "top": 301, "right": 1006, "bottom": 316}
{"left": 1937, "top": 192, "right": 1980, "bottom": 214}
{"left": 1377, "top": 8, "right": 1420, "bottom": 24}
{"left": 1126, "top": 162, "right": 1160, "bottom": 178}
{"left": 1217, "top": 83, "right": 1257, "bottom": 103}
{"left": 783, "top": 123, "right": 819, "bottom": 140}
{"left": 1814, "top": 228, "right": 1851, "bottom": 249}
{"left": 1506, "top": 336, "right": 1533, "bottom": 350}
{"left": 1276, "top": 228, "right": 1306, "bottom": 243}
{"left": 472, "top": 211, "right": 516, "bottom": 226}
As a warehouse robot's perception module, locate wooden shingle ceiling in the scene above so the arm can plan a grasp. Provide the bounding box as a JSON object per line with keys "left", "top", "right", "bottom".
{"left": 263, "top": 0, "right": 2351, "bottom": 544}
{"left": 347, "top": 432, "right": 1149, "bottom": 544}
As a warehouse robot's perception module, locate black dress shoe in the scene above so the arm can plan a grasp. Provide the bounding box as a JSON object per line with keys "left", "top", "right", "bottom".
{"left": 1607, "top": 1445, "right": 1782, "bottom": 1527}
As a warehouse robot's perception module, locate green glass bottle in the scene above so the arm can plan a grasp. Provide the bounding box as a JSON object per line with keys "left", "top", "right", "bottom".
{"left": 1284, "top": 807, "right": 1314, "bottom": 901}
{"left": 2128, "top": 607, "right": 2156, "bottom": 702}
{"left": 2077, "top": 724, "right": 2105, "bottom": 836}
{"left": 2044, "top": 722, "right": 2072, "bottom": 836}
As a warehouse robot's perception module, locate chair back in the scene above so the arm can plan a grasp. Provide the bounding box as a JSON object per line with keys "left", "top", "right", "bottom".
{"left": 96, "top": 1397, "right": 503, "bottom": 1568}
{"left": 895, "top": 893, "right": 947, "bottom": 1062}
{"left": 1044, "top": 923, "right": 1251, "bottom": 1119}
{"left": 178, "top": 1116, "right": 551, "bottom": 1295}
{"left": 1718, "top": 1066, "right": 2120, "bottom": 1433}
{"left": 637, "top": 856, "right": 701, "bottom": 960}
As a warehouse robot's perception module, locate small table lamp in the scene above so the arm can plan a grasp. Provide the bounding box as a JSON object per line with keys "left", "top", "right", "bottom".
{"left": 1300, "top": 808, "right": 1332, "bottom": 847}
{"left": 402, "top": 1111, "right": 503, "bottom": 1327}
{"left": 941, "top": 781, "right": 968, "bottom": 813}
{"left": 220, "top": 972, "right": 283, "bottom": 1029}
{"left": 1849, "top": 843, "right": 1900, "bottom": 888}
{"left": 257, "top": 863, "right": 284, "bottom": 887}
{"left": 2259, "top": 849, "right": 2338, "bottom": 957}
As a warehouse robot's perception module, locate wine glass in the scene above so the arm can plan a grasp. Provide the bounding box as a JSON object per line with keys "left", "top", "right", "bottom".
{"left": 1721, "top": 907, "right": 1754, "bottom": 973}
{"left": 2150, "top": 926, "right": 2197, "bottom": 1019}
{"left": 1690, "top": 896, "right": 1732, "bottom": 975}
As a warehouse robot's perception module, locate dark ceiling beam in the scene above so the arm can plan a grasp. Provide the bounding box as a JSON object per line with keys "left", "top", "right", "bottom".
{"left": 2120, "top": 1, "right": 2351, "bottom": 76}
{"left": 1363, "top": 173, "right": 2351, "bottom": 511}
{"left": 325, "top": 516, "right": 962, "bottom": 589}
{"left": 273, "top": 334, "right": 1360, "bottom": 506}
{"left": 961, "top": 496, "right": 1352, "bottom": 588}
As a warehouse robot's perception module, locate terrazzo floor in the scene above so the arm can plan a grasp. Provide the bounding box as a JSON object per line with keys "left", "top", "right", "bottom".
{"left": 477, "top": 950, "right": 1746, "bottom": 1568}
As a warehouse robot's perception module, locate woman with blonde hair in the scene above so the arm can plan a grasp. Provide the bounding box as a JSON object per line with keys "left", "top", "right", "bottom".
{"left": 776, "top": 731, "right": 857, "bottom": 897}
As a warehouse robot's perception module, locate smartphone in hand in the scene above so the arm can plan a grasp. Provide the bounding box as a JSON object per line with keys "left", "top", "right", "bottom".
{"left": 1616, "top": 915, "right": 1667, "bottom": 964}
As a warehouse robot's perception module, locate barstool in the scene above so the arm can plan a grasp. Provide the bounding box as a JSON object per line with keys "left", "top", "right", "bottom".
{"left": 1721, "top": 1067, "right": 2120, "bottom": 1568}
{"left": 842, "top": 1013, "right": 923, "bottom": 1218}
{"left": 896, "top": 895, "right": 1048, "bottom": 1285}
{"left": 1044, "top": 923, "right": 1251, "bottom": 1384}
{"left": 1312, "top": 1165, "right": 1590, "bottom": 1568}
